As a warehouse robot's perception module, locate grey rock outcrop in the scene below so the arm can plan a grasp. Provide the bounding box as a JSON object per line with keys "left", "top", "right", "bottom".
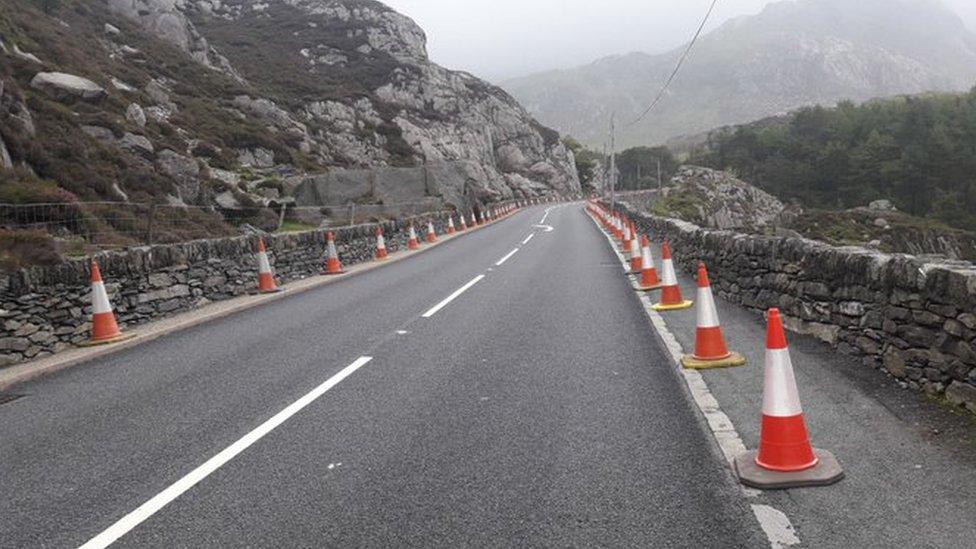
{"left": 156, "top": 150, "right": 201, "bottom": 202}
{"left": 662, "top": 166, "right": 786, "bottom": 230}
{"left": 30, "top": 72, "right": 106, "bottom": 101}
{"left": 107, "top": 0, "right": 580, "bottom": 207}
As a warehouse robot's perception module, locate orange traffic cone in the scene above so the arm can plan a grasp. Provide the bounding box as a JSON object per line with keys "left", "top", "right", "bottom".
{"left": 628, "top": 232, "right": 642, "bottom": 273}
{"left": 634, "top": 235, "right": 663, "bottom": 292}
{"left": 681, "top": 263, "right": 746, "bottom": 369}
{"left": 375, "top": 227, "right": 388, "bottom": 260}
{"left": 734, "top": 309, "right": 844, "bottom": 489}
{"left": 255, "top": 238, "right": 283, "bottom": 294}
{"left": 82, "top": 261, "right": 135, "bottom": 346}
{"left": 447, "top": 215, "right": 456, "bottom": 234}
{"left": 407, "top": 223, "right": 421, "bottom": 250}
{"left": 322, "top": 231, "right": 345, "bottom": 275}
{"left": 459, "top": 213, "right": 468, "bottom": 231}
{"left": 621, "top": 222, "right": 632, "bottom": 253}
{"left": 426, "top": 220, "right": 438, "bottom": 243}
{"left": 651, "top": 241, "right": 692, "bottom": 311}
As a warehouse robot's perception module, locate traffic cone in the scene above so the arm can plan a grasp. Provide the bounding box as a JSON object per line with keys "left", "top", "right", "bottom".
{"left": 375, "top": 226, "right": 388, "bottom": 260}
{"left": 681, "top": 263, "right": 746, "bottom": 369}
{"left": 81, "top": 260, "right": 135, "bottom": 346}
{"left": 255, "top": 237, "right": 283, "bottom": 294}
{"left": 734, "top": 309, "right": 844, "bottom": 489}
{"left": 651, "top": 241, "right": 692, "bottom": 311}
{"left": 459, "top": 213, "right": 468, "bottom": 231}
{"left": 447, "top": 215, "right": 456, "bottom": 234}
{"left": 321, "top": 231, "right": 345, "bottom": 275}
{"left": 634, "top": 235, "right": 663, "bottom": 291}
{"left": 426, "top": 220, "right": 438, "bottom": 243}
{"left": 407, "top": 223, "right": 421, "bottom": 250}
{"left": 621, "top": 222, "right": 632, "bottom": 253}
{"left": 628, "top": 233, "right": 642, "bottom": 273}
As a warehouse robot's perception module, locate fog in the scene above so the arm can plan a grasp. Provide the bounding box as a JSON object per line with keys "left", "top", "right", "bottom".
{"left": 382, "top": 0, "right": 976, "bottom": 81}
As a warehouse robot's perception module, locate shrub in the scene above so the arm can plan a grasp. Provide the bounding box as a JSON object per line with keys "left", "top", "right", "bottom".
{"left": 0, "top": 229, "right": 61, "bottom": 271}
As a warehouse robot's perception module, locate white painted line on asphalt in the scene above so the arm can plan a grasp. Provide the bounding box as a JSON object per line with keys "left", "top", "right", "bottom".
{"left": 79, "top": 356, "right": 374, "bottom": 549}
{"left": 421, "top": 275, "right": 485, "bottom": 318}
{"left": 751, "top": 504, "right": 801, "bottom": 548}
{"left": 584, "top": 208, "right": 799, "bottom": 548}
{"left": 540, "top": 207, "right": 552, "bottom": 224}
{"left": 521, "top": 233, "right": 534, "bottom": 245}
{"left": 495, "top": 248, "right": 519, "bottom": 266}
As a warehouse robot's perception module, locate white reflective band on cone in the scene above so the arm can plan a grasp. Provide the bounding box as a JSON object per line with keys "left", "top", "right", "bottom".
{"left": 696, "top": 285, "right": 720, "bottom": 328}
{"left": 258, "top": 252, "right": 272, "bottom": 274}
{"left": 762, "top": 348, "right": 804, "bottom": 416}
{"left": 377, "top": 234, "right": 386, "bottom": 248}
{"left": 91, "top": 281, "right": 113, "bottom": 314}
{"left": 328, "top": 241, "right": 338, "bottom": 257}
{"left": 630, "top": 238, "right": 640, "bottom": 256}
{"left": 428, "top": 222, "right": 434, "bottom": 233}
{"left": 661, "top": 259, "right": 677, "bottom": 285}
{"left": 409, "top": 226, "right": 417, "bottom": 239}
{"left": 641, "top": 249, "right": 652, "bottom": 270}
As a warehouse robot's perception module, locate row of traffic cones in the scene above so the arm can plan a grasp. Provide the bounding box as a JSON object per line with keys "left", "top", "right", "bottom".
{"left": 80, "top": 201, "right": 531, "bottom": 347}
{"left": 587, "top": 200, "right": 843, "bottom": 490}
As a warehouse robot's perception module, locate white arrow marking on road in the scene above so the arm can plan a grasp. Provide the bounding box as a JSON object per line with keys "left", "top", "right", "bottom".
{"left": 532, "top": 224, "right": 554, "bottom": 232}
{"left": 422, "top": 274, "right": 485, "bottom": 318}
{"left": 79, "top": 356, "right": 374, "bottom": 549}
{"left": 521, "top": 234, "right": 534, "bottom": 245}
{"left": 495, "top": 248, "right": 519, "bottom": 266}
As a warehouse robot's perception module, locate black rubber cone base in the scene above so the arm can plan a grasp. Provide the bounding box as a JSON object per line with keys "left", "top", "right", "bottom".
{"left": 734, "top": 449, "right": 844, "bottom": 490}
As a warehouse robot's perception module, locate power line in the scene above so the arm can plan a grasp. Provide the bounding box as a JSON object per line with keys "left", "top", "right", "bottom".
{"left": 629, "top": 0, "right": 720, "bottom": 126}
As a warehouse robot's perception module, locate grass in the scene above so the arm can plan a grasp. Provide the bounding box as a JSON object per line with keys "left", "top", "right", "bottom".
{"left": 276, "top": 219, "right": 320, "bottom": 233}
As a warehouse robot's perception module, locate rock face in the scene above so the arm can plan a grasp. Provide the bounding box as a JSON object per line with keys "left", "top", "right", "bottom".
{"left": 504, "top": 0, "right": 976, "bottom": 148}
{"left": 30, "top": 72, "right": 106, "bottom": 101}
{"left": 657, "top": 166, "right": 786, "bottom": 231}
{"left": 106, "top": 0, "right": 579, "bottom": 207}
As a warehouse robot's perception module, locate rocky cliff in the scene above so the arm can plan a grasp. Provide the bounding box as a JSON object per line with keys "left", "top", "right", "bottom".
{"left": 0, "top": 0, "right": 578, "bottom": 220}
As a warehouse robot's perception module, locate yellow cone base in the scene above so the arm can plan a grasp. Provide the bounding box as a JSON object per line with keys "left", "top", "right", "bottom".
{"left": 321, "top": 270, "right": 346, "bottom": 276}
{"left": 78, "top": 331, "right": 137, "bottom": 348}
{"left": 681, "top": 352, "right": 747, "bottom": 370}
{"left": 651, "top": 300, "right": 693, "bottom": 311}
{"left": 734, "top": 449, "right": 844, "bottom": 490}
{"left": 259, "top": 287, "right": 285, "bottom": 294}
{"left": 634, "top": 282, "right": 665, "bottom": 292}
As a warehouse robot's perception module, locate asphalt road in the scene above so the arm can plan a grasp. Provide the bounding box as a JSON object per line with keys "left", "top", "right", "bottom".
{"left": 0, "top": 205, "right": 767, "bottom": 548}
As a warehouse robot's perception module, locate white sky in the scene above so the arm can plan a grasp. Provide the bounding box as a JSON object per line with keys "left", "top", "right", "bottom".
{"left": 382, "top": 0, "right": 976, "bottom": 81}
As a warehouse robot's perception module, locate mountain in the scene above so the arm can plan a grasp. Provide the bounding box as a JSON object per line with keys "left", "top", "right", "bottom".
{"left": 502, "top": 0, "right": 976, "bottom": 149}
{"left": 0, "top": 0, "right": 578, "bottom": 225}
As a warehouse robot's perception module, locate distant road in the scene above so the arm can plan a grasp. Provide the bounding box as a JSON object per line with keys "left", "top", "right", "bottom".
{"left": 0, "top": 204, "right": 766, "bottom": 547}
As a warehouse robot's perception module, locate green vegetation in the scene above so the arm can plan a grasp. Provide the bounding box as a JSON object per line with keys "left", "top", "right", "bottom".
{"left": 616, "top": 146, "right": 678, "bottom": 190}
{"left": 649, "top": 193, "right": 705, "bottom": 221}
{"left": 561, "top": 137, "right": 599, "bottom": 191}
{"left": 688, "top": 89, "right": 976, "bottom": 232}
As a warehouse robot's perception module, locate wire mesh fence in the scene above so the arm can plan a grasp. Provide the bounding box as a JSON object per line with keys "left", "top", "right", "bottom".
{"left": 0, "top": 198, "right": 462, "bottom": 253}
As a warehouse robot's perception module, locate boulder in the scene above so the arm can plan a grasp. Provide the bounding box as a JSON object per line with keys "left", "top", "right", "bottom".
{"left": 119, "top": 132, "right": 154, "bottom": 157}
{"left": 30, "top": 72, "right": 106, "bottom": 101}
{"left": 156, "top": 150, "right": 201, "bottom": 203}
{"left": 126, "top": 103, "right": 147, "bottom": 128}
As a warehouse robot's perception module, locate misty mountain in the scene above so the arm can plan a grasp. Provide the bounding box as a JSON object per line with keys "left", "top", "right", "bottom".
{"left": 502, "top": 0, "right": 976, "bottom": 149}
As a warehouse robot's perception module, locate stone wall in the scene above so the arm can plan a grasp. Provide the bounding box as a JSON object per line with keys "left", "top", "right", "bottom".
{"left": 0, "top": 206, "right": 492, "bottom": 368}
{"left": 616, "top": 201, "right": 976, "bottom": 413}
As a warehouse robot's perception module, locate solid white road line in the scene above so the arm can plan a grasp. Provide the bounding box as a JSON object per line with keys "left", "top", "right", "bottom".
{"left": 495, "top": 248, "right": 519, "bottom": 266}
{"left": 421, "top": 275, "right": 485, "bottom": 318}
{"left": 79, "top": 356, "right": 374, "bottom": 549}
{"left": 521, "top": 234, "right": 534, "bottom": 245}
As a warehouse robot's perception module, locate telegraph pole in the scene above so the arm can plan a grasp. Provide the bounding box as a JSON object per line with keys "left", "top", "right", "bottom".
{"left": 657, "top": 157, "right": 662, "bottom": 190}
{"left": 609, "top": 113, "right": 616, "bottom": 214}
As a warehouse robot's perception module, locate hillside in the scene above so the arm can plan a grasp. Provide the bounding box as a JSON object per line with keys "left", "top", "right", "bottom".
{"left": 503, "top": 0, "right": 976, "bottom": 149}
{"left": 685, "top": 88, "right": 976, "bottom": 236}
{"left": 0, "top": 0, "right": 578, "bottom": 252}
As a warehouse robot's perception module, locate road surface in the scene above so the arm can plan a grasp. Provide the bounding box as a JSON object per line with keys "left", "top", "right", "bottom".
{"left": 0, "top": 205, "right": 768, "bottom": 547}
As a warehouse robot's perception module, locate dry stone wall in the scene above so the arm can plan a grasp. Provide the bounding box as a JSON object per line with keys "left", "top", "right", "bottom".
{"left": 0, "top": 209, "right": 472, "bottom": 368}
{"left": 617, "top": 201, "right": 976, "bottom": 413}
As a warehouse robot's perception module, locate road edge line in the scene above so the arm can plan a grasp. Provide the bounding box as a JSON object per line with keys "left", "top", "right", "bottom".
{"left": 582, "top": 206, "right": 801, "bottom": 549}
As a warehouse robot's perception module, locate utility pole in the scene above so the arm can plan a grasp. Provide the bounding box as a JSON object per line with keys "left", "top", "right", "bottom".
{"left": 657, "top": 157, "right": 662, "bottom": 190}
{"left": 609, "top": 113, "right": 616, "bottom": 214}
{"left": 636, "top": 163, "right": 641, "bottom": 189}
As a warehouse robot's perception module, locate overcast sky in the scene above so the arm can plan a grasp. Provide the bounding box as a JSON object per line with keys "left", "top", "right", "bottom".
{"left": 382, "top": 0, "right": 976, "bottom": 82}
